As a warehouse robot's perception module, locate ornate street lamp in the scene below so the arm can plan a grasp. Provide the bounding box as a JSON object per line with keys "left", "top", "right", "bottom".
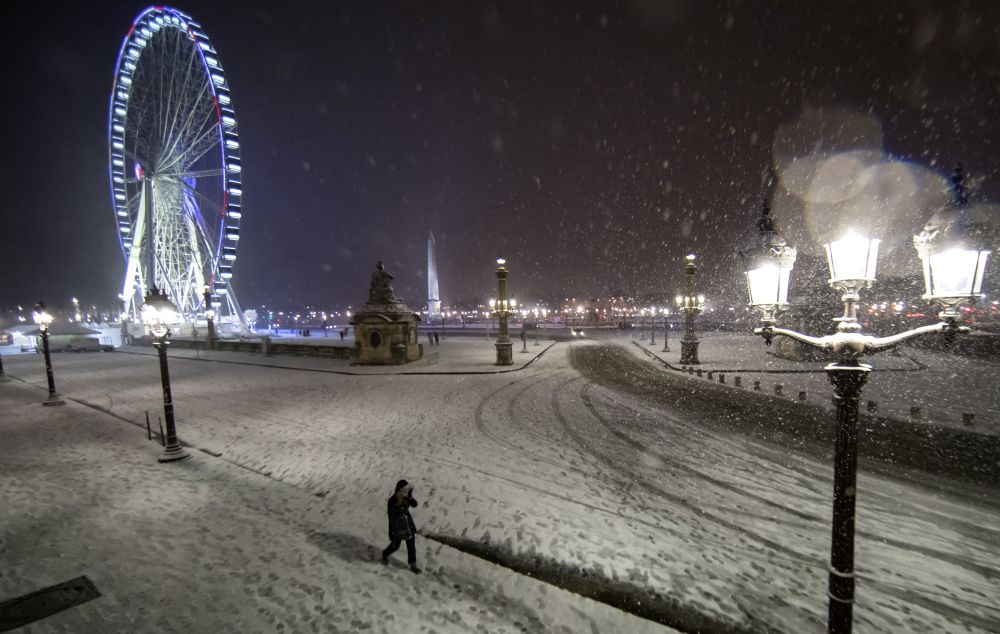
{"left": 202, "top": 284, "right": 217, "bottom": 346}
{"left": 676, "top": 255, "right": 704, "bottom": 364}
{"left": 744, "top": 171, "right": 991, "bottom": 634}
{"left": 493, "top": 258, "right": 514, "bottom": 365}
{"left": 141, "top": 289, "right": 190, "bottom": 463}
{"left": 662, "top": 309, "right": 671, "bottom": 352}
{"left": 743, "top": 204, "right": 797, "bottom": 329}
{"left": 32, "top": 302, "right": 65, "bottom": 406}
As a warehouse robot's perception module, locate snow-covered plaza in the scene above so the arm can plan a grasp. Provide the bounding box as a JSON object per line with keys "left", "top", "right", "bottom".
{"left": 1, "top": 334, "right": 998, "bottom": 633}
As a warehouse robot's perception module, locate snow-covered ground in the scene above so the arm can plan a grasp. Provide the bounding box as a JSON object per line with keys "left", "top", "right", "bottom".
{"left": 1, "top": 336, "right": 997, "bottom": 633}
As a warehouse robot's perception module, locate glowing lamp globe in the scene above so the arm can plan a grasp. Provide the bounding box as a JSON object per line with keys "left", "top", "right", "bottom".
{"left": 32, "top": 304, "right": 54, "bottom": 330}
{"left": 919, "top": 248, "right": 989, "bottom": 302}
{"left": 824, "top": 234, "right": 880, "bottom": 289}
{"left": 745, "top": 244, "right": 797, "bottom": 309}
{"left": 141, "top": 291, "right": 180, "bottom": 338}
{"left": 914, "top": 201, "right": 994, "bottom": 309}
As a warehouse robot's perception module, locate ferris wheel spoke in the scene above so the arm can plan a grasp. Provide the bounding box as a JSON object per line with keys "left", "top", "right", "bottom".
{"left": 177, "top": 176, "right": 223, "bottom": 221}
{"left": 179, "top": 168, "right": 225, "bottom": 178}
{"left": 153, "top": 32, "right": 194, "bottom": 169}
{"left": 160, "top": 82, "right": 213, "bottom": 171}
{"left": 179, "top": 129, "right": 224, "bottom": 170}
{"left": 157, "top": 42, "right": 201, "bottom": 170}
{"left": 160, "top": 29, "right": 192, "bottom": 157}
{"left": 177, "top": 180, "right": 222, "bottom": 268}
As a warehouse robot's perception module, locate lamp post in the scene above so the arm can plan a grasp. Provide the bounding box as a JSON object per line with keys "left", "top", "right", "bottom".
{"left": 677, "top": 255, "right": 704, "bottom": 364}
{"left": 662, "top": 309, "right": 671, "bottom": 352}
{"left": 649, "top": 307, "right": 657, "bottom": 345}
{"left": 203, "top": 284, "right": 217, "bottom": 347}
{"left": 744, "top": 171, "right": 991, "bottom": 634}
{"left": 32, "top": 303, "right": 65, "bottom": 406}
{"left": 142, "top": 289, "right": 190, "bottom": 463}
{"left": 493, "top": 258, "right": 514, "bottom": 365}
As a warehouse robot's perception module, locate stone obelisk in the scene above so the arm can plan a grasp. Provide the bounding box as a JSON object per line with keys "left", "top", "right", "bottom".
{"left": 427, "top": 232, "right": 441, "bottom": 318}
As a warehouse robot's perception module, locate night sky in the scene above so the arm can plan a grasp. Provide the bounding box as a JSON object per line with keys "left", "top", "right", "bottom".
{"left": 3, "top": 0, "right": 999, "bottom": 314}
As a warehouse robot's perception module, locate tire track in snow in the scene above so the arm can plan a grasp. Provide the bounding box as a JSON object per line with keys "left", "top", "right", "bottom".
{"left": 547, "top": 375, "right": 821, "bottom": 567}
{"left": 580, "top": 382, "right": 824, "bottom": 525}
{"left": 585, "top": 344, "right": 1000, "bottom": 537}
{"left": 582, "top": 383, "right": 1000, "bottom": 583}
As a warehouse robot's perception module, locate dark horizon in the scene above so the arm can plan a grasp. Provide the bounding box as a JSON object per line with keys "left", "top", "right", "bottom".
{"left": 2, "top": 0, "right": 999, "bottom": 315}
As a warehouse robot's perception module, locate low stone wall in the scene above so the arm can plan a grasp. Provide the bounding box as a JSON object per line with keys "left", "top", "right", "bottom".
{"left": 265, "top": 342, "right": 352, "bottom": 359}
{"left": 160, "top": 338, "right": 352, "bottom": 359}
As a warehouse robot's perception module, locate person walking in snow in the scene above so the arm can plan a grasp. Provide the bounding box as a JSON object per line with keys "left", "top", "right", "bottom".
{"left": 381, "top": 479, "right": 421, "bottom": 573}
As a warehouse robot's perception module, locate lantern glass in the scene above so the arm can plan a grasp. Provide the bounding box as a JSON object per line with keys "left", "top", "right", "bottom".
{"left": 825, "top": 234, "right": 879, "bottom": 284}
{"left": 923, "top": 248, "right": 990, "bottom": 299}
{"left": 746, "top": 264, "right": 792, "bottom": 307}
{"left": 32, "top": 307, "right": 53, "bottom": 327}
{"left": 141, "top": 293, "right": 179, "bottom": 338}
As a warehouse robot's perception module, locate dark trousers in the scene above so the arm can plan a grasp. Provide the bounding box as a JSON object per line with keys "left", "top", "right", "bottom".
{"left": 383, "top": 536, "right": 416, "bottom": 563}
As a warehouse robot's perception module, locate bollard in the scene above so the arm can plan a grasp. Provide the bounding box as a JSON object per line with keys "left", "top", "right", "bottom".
{"left": 734, "top": 376, "right": 742, "bottom": 388}
{"left": 688, "top": 367, "right": 694, "bottom": 375}
{"left": 798, "top": 390, "right": 807, "bottom": 402}
{"left": 707, "top": 371, "right": 714, "bottom": 380}
{"left": 774, "top": 384, "right": 783, "bottom": 396}
{"left": 910, "top": 406, "right": 922, "bottom": 421}
{"left": 867, "top": 400, "right": 877, "bottom": 413}
{"left": 719, "top": 373, "right": 725, "bottom": 384}
{"left": 753, "top": 380, "right": 761, "bottom": 391}
{"left": 962, "top": 412, "right": 975, "bottom": 426}
{"left": 697, "top": 369, "right": 703, "bottom": 378}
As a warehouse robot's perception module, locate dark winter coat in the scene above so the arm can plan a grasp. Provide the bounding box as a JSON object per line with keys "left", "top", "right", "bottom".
{"left": 387, "top": 494, "right": 418, "bottom": 541}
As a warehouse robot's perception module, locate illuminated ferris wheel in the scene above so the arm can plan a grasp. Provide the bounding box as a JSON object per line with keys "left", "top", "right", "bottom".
{"left": 109, "top": 6, "right": 244, "bottom": 326}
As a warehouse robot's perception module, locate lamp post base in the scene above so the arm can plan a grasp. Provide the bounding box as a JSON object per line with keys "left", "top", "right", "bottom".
{"left": 680, "top": 340, "right": 700, "bottom": 364}
{"left": 158, "top": 442, "right": 191, "bottom": 463}
{"left": 495, "top": 341, "right": 513, "bottom": 366}
{"left": 43, "top": 393, "right": 66, "bottom": 406}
